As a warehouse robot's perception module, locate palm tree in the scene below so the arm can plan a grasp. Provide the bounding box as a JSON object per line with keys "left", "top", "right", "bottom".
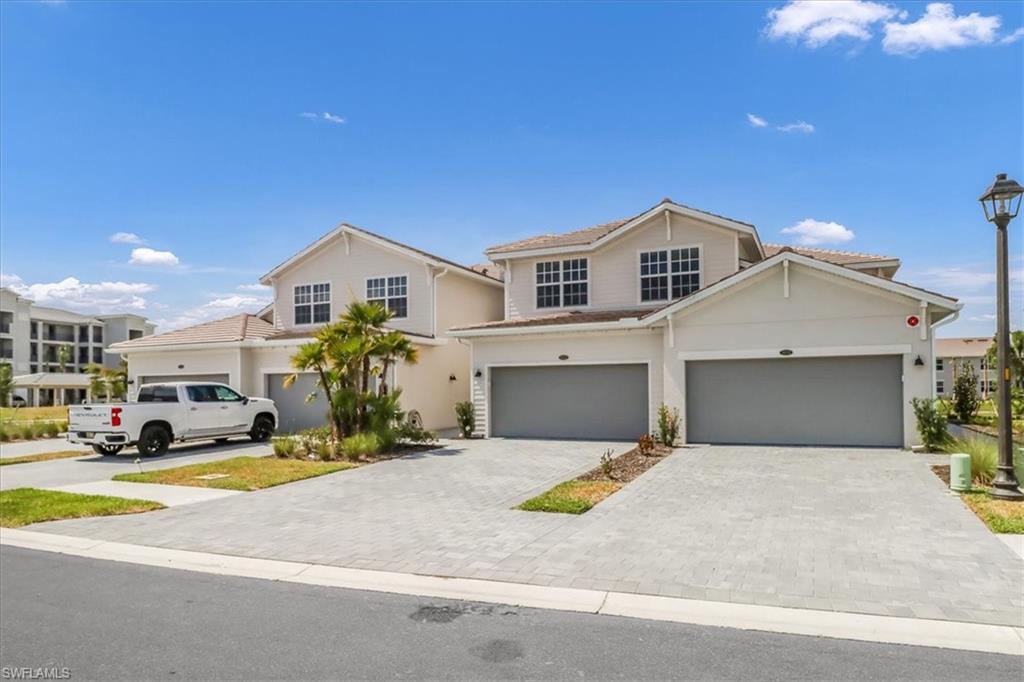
{"left": 374, "top": 330, "right": 418, "bottom": 396}
{"left": 284, "top": 332, "right": 343, "bottom": 440}
{"left": 57, "top": 344, "right": 73, "bottom": 373}
{"left": 85, "top": 363, "right": 108, "bottom": 402}
{"left": 339, "top": 301, "right": 392, "bottom": 422}
{"left": 986, "top": 331, "right": 1024, "bottom": 390}
{"left": 0, "top": 363, "right": 13, "bottom": 408}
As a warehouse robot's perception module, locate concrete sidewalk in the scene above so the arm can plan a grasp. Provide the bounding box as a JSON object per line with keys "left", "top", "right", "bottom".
{"left": 0, "top": 438, "right": 91, "bottom": 459}
{"left": 51, "top": 481, "right": 241, "bottom": 507}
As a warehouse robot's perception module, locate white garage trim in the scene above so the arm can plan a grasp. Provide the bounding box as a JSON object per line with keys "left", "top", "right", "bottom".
{"left": 483, "top": 360, "right": 654, "bottom": 438}
{"left": 677, "top": 344, "right": 912, "bottom": 361}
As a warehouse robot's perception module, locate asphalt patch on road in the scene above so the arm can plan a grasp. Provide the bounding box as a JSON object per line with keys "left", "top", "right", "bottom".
{"left": 409, "top": 602, "right": 520, "bottom": 623}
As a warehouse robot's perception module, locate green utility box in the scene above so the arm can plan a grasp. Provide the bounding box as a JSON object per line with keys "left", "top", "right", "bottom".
{"left": 949, "top": 453, "right": 971, "bottom": 492}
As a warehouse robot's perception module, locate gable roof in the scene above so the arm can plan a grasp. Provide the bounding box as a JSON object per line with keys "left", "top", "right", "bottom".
{"left": 485, "top": 198, "right": 761, "bottom": 258}
{"left": 260, "top": 223, "right": 503, "bottom": 287}
{"left": 762, "top": 244, "right": 899, "bottom": 267}
{"left": 935, "top": 337, "right": 993, "bottom": 358}
{"left": 109, "top": 314, "right": 275, "bottom": 350}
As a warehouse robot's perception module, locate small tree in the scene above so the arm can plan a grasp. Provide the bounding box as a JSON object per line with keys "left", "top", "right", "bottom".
{"left": 656, "top": 404, "right": 681, "bottom": 446}
{"left": 0, "top": 363, "right": 13, "bottom": 408}
{"left": 952, "top": 361, "right": 982, "bottom": 422}
{"left": 911, "top": 397, "right": 949, "bottom": 452}
{"left": 57, "top": 344, "right": 73, "bottom": 373}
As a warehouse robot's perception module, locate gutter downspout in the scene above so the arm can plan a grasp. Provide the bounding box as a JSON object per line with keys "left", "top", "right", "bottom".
{"left": 929, "top": 308, "right": 961, "bottom": 399}
{"left": 431, "top": 268, "right": 450, "bottom": 337}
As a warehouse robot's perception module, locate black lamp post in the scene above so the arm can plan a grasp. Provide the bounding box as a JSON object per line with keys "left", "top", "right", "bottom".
{"left": 978, "top": 173, "right": 1024, "bottom": 501}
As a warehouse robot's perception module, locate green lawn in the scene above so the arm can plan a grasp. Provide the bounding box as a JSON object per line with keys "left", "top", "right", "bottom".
{"left": 518, "top": 480, "right": 622, "bottom": 514}
{"left": 0, "top": 450, "right": 89, "bottom": 466}
{"left": 0, "top": 488, "right": 164, "bottom": 528}
{"left": 0, "top": 406, "right": 68, "bottom": 424}
{"left": 960, "top": 491, "right": 1024, "bottom": 534}
{"left": 112, "top": 456, "right": 355, "bottom": 491}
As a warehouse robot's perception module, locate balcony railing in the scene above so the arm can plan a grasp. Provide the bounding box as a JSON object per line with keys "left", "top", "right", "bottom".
{"left": 0, "top": 323, "right": 10, "bottom": 334}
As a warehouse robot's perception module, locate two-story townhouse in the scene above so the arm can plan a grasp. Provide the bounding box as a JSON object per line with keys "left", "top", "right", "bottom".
{"left": 450, "top": 198, "right": 961, "bottom": 448}
{"left": 109, "top": 224, "right": 504, "bottom": 433}
{"left": 934, "top": 337, "right": 996, "bottom": 399}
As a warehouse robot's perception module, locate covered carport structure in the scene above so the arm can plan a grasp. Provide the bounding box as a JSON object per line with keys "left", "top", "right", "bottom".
{"left": 11, "top": 372, "right": 94, "bottom": 406}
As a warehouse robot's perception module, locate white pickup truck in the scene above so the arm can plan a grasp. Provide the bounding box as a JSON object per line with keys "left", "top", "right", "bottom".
{"left": 68, "top": 382, "right": 278, "bottom": 456}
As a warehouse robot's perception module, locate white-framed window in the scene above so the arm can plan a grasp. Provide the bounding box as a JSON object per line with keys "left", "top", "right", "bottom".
{"left": 535, "top": 258, "right": 588, "bottom": 309}
{"left": 936, "top": 381, "right": 944, "bottom": 394}
{"left": 639, "top": 247, "right": 700, "bottom": 303}
{"left": 294, "top": 283, "right": 331, "bottom": 325}
{"left": 366, "top": 275, "right": 408, "bottom": 318}
{"left": 935, "top": 358, "right": 944, "bottom": 371}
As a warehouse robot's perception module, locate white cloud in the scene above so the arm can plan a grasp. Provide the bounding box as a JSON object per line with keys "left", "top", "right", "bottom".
{"left": 236, "top": 283, "right": 271, "bottom": 292}
{"left": 780, "top": 218, "right": 855, "bottom": 245}
{"left": 154, "top": 294, "right": 270, "bottom": 330}
{"left": 109, "top": 231, "right": 144, "bottom": 245}
{"left": 1001, "top": 27, "right": 1024, "bottom": 44}
{"left": 882, "top": 3, "right": 1001, "bottom": 55}
{"left": 129, "top": 247, "right": 180, "bottom": 267}
{"left": 747, "top": 113, "right": 769, "bottom": 128}
{"left": 765, "top": 1, "right": 902, "bottom": 48}
{"left": 300, "top": 111, "right": 346, "bottom": 124}
{"left": 0, "top": 273, "right": 156, "bottom": 312}
{"left": 777, "top": 120, "right": 815, "bottom": 133}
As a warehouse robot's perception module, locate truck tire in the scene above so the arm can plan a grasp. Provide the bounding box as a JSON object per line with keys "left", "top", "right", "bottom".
{"left": 137, "top": 425, "right": 171, "bottom": 457}
{"left": 249, "top": 415, "right": 275, "bottom": 443}
{"left": 91, "top": 444, "right": 124, "bottom": 456}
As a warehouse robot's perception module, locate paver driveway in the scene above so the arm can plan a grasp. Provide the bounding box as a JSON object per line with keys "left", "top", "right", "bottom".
{"left": 32, "top": 441, "right": 1023, "bottom": 627}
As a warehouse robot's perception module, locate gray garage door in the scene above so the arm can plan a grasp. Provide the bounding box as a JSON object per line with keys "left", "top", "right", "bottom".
{"left": 267, "top": 373, "right": 331, "bottom": 434}
{"left": 686, "top": 356, "right": 903, "bottom": 447}
{"left": 139, "top": 373, "right": 230, "bottom": 386}
{"left": 490, "top": 364, "right": 648, "bottom": 440}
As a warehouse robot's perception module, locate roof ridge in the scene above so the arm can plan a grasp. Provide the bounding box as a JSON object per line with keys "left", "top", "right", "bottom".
{"left": 764, "top": 243, "right": 897, "bottom": 261}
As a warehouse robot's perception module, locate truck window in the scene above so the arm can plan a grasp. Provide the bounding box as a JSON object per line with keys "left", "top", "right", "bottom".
{"left": 214, "top": 386, "right": 243, "bottom": 402}
{"left": 138, "top": 385, "right": 179, "bottom": 403}
{"left": 186, "top": 385, "right": 219, "bottom": 402}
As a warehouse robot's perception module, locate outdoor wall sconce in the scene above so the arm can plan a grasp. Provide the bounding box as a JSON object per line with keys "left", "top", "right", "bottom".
{"left": 779, "top": 349, "right": 793, "bottom": 356}
{"left": 474, "top": 370, "right": 482, "bottom": 378}
{"left": 558, "top": 354, "right": 569, "bottom": 361}
{"left": 177, "top": 364, "right": 185, "bottom": 369}
{"left": 914, "top": 355, "right": 925, "bottom": 367}
{"left": 449, "top": 374, "right": 457, "bottom": 381}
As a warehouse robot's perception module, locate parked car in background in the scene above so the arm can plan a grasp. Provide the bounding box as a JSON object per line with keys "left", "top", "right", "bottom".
{"left": 68, "top": 382, "right": 278, "bottom": 456}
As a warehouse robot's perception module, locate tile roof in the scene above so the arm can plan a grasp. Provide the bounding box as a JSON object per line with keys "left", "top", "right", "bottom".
{"left": 935, "top": 337, "right": 993, "bottom": 358}
{"left": 345, "top": 225, "right": 503, "bottom": 282}
{"left": 451, "top": 308, "right": 652, "bottom": 332}
{"left": 111, "top": 314, "right": 275, "bottom": 349}
{"left": 762, "top": 244, "right": 897, "bottom": 265}
{"left": 485, "top": 198, "right": 755, "bottom": 255}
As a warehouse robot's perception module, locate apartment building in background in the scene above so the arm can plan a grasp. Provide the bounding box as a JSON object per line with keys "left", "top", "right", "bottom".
{"left": 934, "top": 337, "right": 996, "bottom": 399}
{"left": 0, "top": 287, "right": 155, "bottom": 405}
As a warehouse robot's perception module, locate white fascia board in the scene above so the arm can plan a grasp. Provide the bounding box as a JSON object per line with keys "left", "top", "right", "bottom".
{"left": 843, "top": 259, "right": 902, "bottom": 271}
{"left": 486, "top": 202, "right": 762, "bottom": 261}
{"left": 643, "top": 252, "right": 959, "bottom": 326}
{"left": 449, "top": 319, "right": 650, "bottom": 338}
{"left": 109, "top": 331, "right": 446, "bottom": 355}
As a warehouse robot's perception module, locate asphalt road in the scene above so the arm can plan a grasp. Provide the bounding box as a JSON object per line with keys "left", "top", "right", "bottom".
{"left": 1, "top": 546, "right": 1020, "bottom": 681}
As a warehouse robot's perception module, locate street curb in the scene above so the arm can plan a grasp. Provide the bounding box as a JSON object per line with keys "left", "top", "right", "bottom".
{"left": 2, "top": 528, "right": 1021, "bottom": 656}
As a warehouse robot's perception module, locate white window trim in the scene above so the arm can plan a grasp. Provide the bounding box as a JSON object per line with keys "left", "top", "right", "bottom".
{"left": 533, "top": 257, "right": 591, "bottom": 311}
{"left": 636, "top": 244, "right": 702, "bottom": 305}
{"left": 292, "top": 282, "right": 332, "bottom": 327}
{"left": 364, "top": 273, "right": 410, "bottom": 320}
{"left": 936, "top": 380, "right": 945, "bottom": 394}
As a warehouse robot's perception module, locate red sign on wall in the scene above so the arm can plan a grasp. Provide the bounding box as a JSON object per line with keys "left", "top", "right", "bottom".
{"left": 906, "top": 314, "right": 921, "bottom": 328}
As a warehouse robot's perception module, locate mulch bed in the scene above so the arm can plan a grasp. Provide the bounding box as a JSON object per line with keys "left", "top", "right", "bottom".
{"left": 576, "top": 443, "right": 673, "bottom": 484}
{"left": 931, "top": 464, "right": 951, "bottom": 486}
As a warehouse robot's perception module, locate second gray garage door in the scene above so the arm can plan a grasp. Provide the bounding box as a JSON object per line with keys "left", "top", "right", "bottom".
{"left": 490, "top": 364, "right": 648, "bottom": 440}
{"left": 267, "top": 373, "right": 332, "bottom": 434}
{"left": 685, "top": 355, "right": 903, "bottom": 447}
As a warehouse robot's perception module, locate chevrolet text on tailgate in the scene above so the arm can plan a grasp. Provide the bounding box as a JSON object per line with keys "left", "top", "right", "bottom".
{"left": 68, "top": 382, "right": 278, "bottom": 456}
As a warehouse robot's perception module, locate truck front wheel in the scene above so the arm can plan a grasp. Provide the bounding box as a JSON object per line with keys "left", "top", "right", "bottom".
{"left": 137, "top": 425, "right": 171, "bottom": 457}
{"left": 249, "top": 415, "right": 275, "bottom": 443}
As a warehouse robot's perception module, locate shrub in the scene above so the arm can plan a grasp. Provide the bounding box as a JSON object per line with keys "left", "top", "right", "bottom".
{"left": 656, "top": 404, "right": 680, "bottom": 446}
{"left": 375, "top": 426, "right": 398, "bottom": 453}
{"left": 42, "top": 422, "right": 60, "bottom": 438}
{"left": 637, "top": 434, "right": 655, "bottom": 457}
{"left": 945, "top": 437, "right": 998, "bottom": 485}
{"left": 314, "top": 439, "right": 334, "bottom": 461}
{"left": 17, "top": 424, "right": 36, "bottom": 440}
{"left": 600, "top": 449, "right": 615, "bottom": 478}
{"left": 0, "top": 427, "right": 8, "bottom": 442}
{"left": 59, "top": 421, "right": 69, "bottom": 434}
{"left": 454, "top": 401, "right": 475, "bottom": 438}
{"left": 952, "top": 363, "right": 982, "bottom": 422}
{"left": 395, "top": 419, "right": 437, "bottom": 445}
{"left": 341, "top": 432, "right": 380, "bottom": 461}
{"left": 272, "top": 437, "right": 297, "bottom": 458}
{"left": 911, "top": 398, "right": 949, "bottom": 452}
{"left": 298, "top": 427, "right": 329, "bottom": 455}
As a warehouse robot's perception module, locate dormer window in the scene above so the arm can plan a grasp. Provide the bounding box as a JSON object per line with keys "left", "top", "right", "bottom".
{"left": 295, "top": 283, "right": 331, "bottom": 325}
{"left": 639, "top": 247, "right": 701, "bottom": 302}
{"left": 536, "top": 258, "right": 588, "bottom": 309}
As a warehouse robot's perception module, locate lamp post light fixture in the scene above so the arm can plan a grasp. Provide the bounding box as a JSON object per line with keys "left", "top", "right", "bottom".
{"left": 978, "top": 172, "right": 1024, "bottom": 501}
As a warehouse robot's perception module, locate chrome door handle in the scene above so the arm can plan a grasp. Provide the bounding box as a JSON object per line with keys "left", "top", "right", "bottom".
{"left": 190, "top": 407, "right": 198, "bottom": 411}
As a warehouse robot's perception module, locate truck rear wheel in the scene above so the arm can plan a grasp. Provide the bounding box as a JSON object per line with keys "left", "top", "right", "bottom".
{"left": 92, "top": 444, "right": 124, "bottom": 456}
{"left": 137, "top": 425, "right": 171, "bottom": 457}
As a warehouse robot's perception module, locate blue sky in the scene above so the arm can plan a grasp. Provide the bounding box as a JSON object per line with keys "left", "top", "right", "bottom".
{"left": 1, "top": 0, "right": 1021, "bottom": 334}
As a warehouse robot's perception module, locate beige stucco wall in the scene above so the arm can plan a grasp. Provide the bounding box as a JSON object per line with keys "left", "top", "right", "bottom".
{"left": 468, "top": 329, "right": 665, "bottom": 436}
{"left": 126, "top": 348, "right": 244, "bottom": 400}
{"left": 269, "top": 232, "right": 434, "bottom": 337}
{"left": 504, "top": 212, "right": 739, "bottom": 318}
{"left": 665, "top": 262, "right": 937, "bottom": 447}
